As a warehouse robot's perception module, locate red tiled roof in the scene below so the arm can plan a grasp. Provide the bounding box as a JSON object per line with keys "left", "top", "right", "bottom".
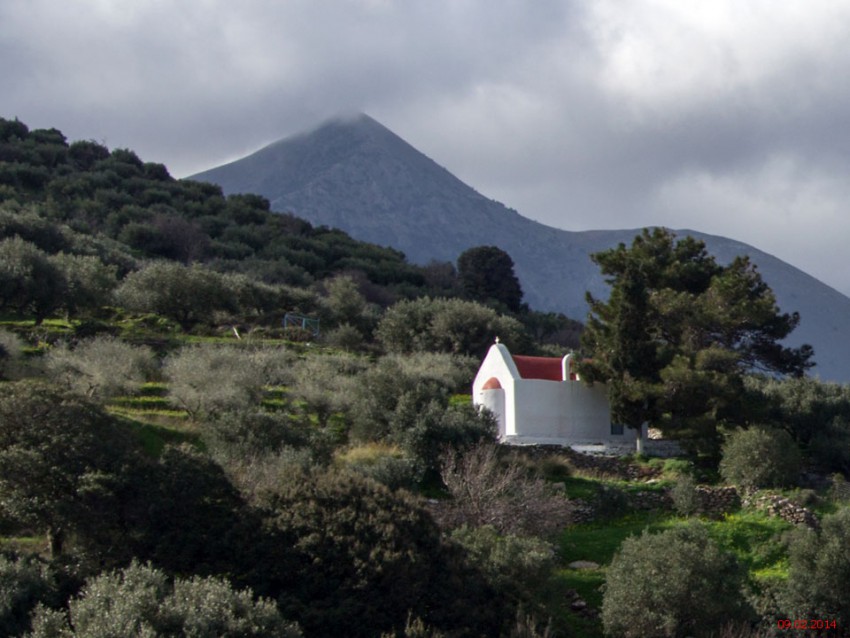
{"left": 512, "top": 355, "right": 564, "bottom": 381}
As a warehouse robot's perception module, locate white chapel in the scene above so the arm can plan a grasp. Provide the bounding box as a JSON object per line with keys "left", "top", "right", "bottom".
{"left": 472, "top": 343, "right": 641, "bottom": 449}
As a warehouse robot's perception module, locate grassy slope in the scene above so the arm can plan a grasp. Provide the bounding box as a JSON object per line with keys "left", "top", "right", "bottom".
{"left": 0, "top": 317, "right": 812, "bottom": 638}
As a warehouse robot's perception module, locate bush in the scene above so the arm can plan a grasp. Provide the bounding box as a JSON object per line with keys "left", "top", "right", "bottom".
{"left": 719, "top": 427, "right": 802, "bottom": 492}
{"left": 450, "top": 525, "right": 555, "bottom": 602}
{"left": 783, "top": 507, "right": 850, "bottom": 622}
{"left": 601, "top": 524, "right": 752, "bottom": 637}
{"left": 204, "top": 408, "right": 312, "bottom": 459}
{"left": 438, "top": 444, "right": 571, "bottom": 538}
{"left": 266, "top": 469, "right": 503, "bottom": 637}
{"left": 395, "top": 400, "right": 496, "bottom": 479}
{"left": 0, "top": 553, "right": 59, "bottom": 637}
{"left": 0, "top": 328, "right": 23, "bottom": 379}
{"left": 349, "top": 353, "right": 481, "bottom": 446}
{"left": 28, "top": 561, "right": 302, "bottom": 637}
{"left": 671, "top": 474, "right": 699, "bottom": 517}
{"left": 376, "top": 296, "right": 530, "bottom": 357}
{"left": 335, "top": 443, "right": 421, "bottom": 490}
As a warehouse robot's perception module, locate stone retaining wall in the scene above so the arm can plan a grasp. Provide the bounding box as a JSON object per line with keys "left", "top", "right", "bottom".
{"left": 743, "top": 493, "right": 820, "bottom": 529}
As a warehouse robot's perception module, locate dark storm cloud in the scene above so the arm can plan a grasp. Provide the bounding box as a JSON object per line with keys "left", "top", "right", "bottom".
{"left": 2, "top": 0, "right": 850, "bottom": 294}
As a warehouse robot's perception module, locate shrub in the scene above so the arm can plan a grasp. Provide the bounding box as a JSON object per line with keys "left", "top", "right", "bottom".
{"left": 601, "top": 524, "right": 752, "bottom": 637}
{"left": 87, "top": 444, "right": 270, "bottom": 580}
{"left": 450, "top": 525, "right": 555, "bottom": 601}
{"left": 204, "top": 408, "right": 312, "bottom": 458}
{"left": 0, "top": 328, "right": 23, "bottom": 379}
{"left": 266, "top": 469, "right": 503, "bottom": 637}
{"left": 336, "top": 443, "right": 420, "bottom": 490}
{"left": 395, "top": 400, "right": 496, "bottom": 479}
{"left": 349, "top": 353, "right": 480, "bottom": 444}
{"left": 44, "top": 336, "right": 154, "bottom": 398}
{"left": 376, "top": 296, "right": 530, "bottom": 357}
{"left": 719, "top": 427, "right": 802, "bottom": 492}
{"left": 438, "top": 444, "right": 571, "bottom": 538}
{"left": 671, "top": 474, "right": 699, "bottom": 517}
{"left": 783, "top": 507, "right": 850, "bottom": 622}
{"left": 0, "top": 553, "right": 59, "bottom": 637}
{"left": 28, "top": 561, "right": 302, "bottom": 637}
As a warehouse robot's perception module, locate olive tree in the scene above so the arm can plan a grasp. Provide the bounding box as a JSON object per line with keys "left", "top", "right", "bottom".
{"left": 164, "top": 345, "right": 291, "bottom": 418}
{"left": 782, "top": 507, "right": 850, "bottom": 622}
{"left": 44, "top": 336, "right": 154, "bottom": 398}
{"left": 0, "top": 236, "right": 66, "bottom": 324}
{"left": 376, "top": 296, "right": 530, "bottom": 357}
{"left": 50, "top": 253, "right": 117, "bottom": 317}
{"left": 114, "top": 261, "right": 233, "bottom": 329}
{"left": 719, "top": 427, "right": 802, "bottom": 492}
{"left": 601, "top": 524, "right": 751, "bottom": 637}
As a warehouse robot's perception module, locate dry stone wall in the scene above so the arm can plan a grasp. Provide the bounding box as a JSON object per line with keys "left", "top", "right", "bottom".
{"left": 743, "top": 493, "right": 820, "bottom": 529}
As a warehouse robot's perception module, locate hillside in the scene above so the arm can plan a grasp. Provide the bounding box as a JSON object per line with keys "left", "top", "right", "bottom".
{"left": 3, "top": 116, "right": 850, "bottom": 638}
{"left": 192, "top": 114, "right": 850, "bottom": 382}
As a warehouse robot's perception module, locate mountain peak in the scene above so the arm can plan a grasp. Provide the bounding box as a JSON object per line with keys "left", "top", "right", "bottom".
{"left": 190, "top": 116, "right": 850, "bottom": 382}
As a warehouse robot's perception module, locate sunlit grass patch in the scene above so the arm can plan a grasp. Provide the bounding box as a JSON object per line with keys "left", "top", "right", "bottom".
{"left": 335, "top": 441, "right": 405, "bottom": 467}
{"left": 110, "top": 395, "right": 172, "bottom": 410}
{"left": 560, "top": 510, "right": 673, "bottom": 566}
{"left": 700, "top": 510, "right": 793, "bottom": 575}
{"left": 0, "top": 535, "right": 46, "bottom": 556}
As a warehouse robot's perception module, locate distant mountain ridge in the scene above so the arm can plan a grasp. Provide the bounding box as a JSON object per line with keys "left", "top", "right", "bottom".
{"left": 191, "top": 114, "right": 850, "bottom": 383}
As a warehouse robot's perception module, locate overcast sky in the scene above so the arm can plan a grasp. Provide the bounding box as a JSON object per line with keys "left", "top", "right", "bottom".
{"left": 3, "top": 0, "right": 850, "bottom": 295}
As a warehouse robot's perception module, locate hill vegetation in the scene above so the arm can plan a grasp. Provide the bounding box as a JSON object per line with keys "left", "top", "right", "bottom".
{"left": 0, "top": 116, "right": 849, "bottom": 636}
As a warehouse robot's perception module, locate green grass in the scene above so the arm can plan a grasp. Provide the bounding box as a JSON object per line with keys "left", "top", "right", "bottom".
{"left": 115, "top": 414, "right": 200, "bottom": 456}
{"left": 554, "top": 506, "right": 795, "bottom": 637}
{"left": 560, "top": 476, "right": 601, "bottom": 500}
{"left": 0, "top": 535, "right": 46, "bottom": 556}
{"left": 449, "top": 393, "right": 472, "bottom": 406}
{"left": 701, "top": 510, "right": 793, "bottom": 579}
{"left": 556, "top": 509, "right": 676, "bottom": 636}
{"left": 110, "top": 396, "right": 172, "bottom": 409}
{"left": 139, "top": 382, "right": 168, "bottom": 396}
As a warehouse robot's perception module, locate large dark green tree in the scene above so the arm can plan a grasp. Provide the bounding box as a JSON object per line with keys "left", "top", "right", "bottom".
{"left": 0, "top": 382, "right": 138, "bottom": 557}
{"left": 265, "top": 470, "right": 503, "bottom": 638}
{"left": 580, "top": 228, "right": 813, "bottom": 456}
{"left": 0, "top": 237, "right": 66, "bottom": 324}
{"left": 457, "top": 245, "right": 524, "bottom": 312}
